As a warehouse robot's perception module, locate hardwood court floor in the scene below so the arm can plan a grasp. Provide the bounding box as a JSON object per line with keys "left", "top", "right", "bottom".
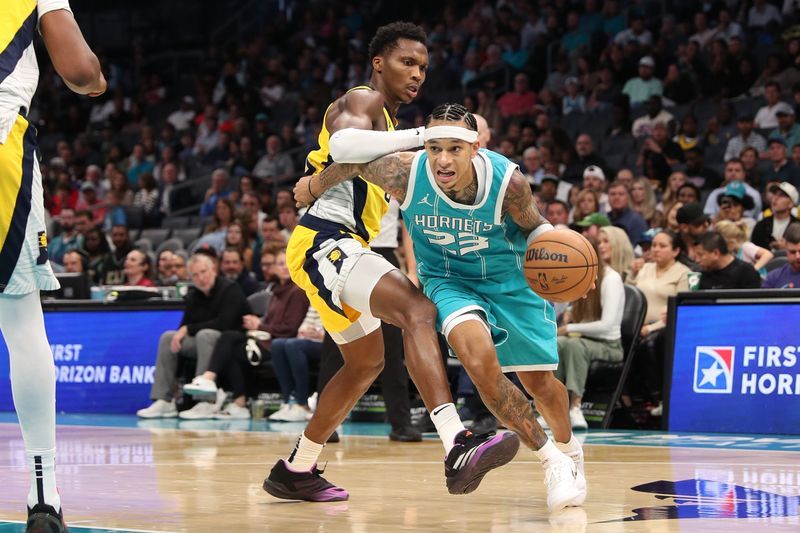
{"left": 0, "top": 419, "right": 798, "bottom": 532}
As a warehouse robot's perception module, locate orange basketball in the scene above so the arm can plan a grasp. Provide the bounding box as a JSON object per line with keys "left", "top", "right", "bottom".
{"left": 524, "top": 229, "right": 598, "bottom": 303}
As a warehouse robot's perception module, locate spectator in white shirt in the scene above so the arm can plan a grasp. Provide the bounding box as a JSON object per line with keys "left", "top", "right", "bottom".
{"left": 754, "top": 81, "right": 784, "bottom": 129}
{"left": 166, "top": 96, "right": 196, "bottom": 132}
{"left": 748, "top": 0, "right": 782, "bottom": 29}
{"left": 724, "top": 114, "right": 768, "bottom": 161}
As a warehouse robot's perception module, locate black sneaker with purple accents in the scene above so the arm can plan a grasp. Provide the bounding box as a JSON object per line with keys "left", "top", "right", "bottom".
{"left": 263, "top": 459, "right": 349, "bottom": 502}
{"left": 445, "top": 429, "right": 520, "bottom": 494}
{"left": 26, "top": 503, "right": 66, "bottom": 533}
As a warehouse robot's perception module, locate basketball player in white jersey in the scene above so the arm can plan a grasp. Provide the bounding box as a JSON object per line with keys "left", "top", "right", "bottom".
{"left": 0, "top": 2, "right": 105, "bottom": 531}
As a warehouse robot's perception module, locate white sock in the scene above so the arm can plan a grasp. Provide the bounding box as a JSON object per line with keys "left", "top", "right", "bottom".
{"left": 430, "top": 403, "right": 466, "bottom": 454}
{"left": 0, "top": 293, "right": 60, "bottom": 511}
{"left": 534, "top": 439, "right": 568, "bottom": 466}
{"left": 555, "top": 434, "right": 583, "bottom": 458}
{"left": 26, "top": 450, "right": 60, "bottom": 511}
{"left": 286, "top": 433, "right": 324, "bottom": 471}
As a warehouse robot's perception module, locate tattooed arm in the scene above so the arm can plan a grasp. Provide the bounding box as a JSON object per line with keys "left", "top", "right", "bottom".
{"left": 295, "top": 152, "right": 415, "bottom": 206}
{"left": 501, "top": 168, "right": 552, "bottom": 239}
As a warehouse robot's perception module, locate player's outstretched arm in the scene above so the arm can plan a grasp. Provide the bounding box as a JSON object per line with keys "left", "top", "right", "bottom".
{"left": 502, "top": 169, "right": 551, "bottom": 238}
{"left": 296, "top": 152, "right": 415, "bottom": 206}
{"left": 40, "top": 9, "right": 106, "bottom": 96}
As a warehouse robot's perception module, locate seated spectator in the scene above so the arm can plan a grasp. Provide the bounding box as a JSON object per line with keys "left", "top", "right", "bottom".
{"left": 614, "top": 14, "right": 652, "bottom": 48}
{"left": 563, "top": 136, "right": 608, "bottom": 185}
{"left": 123, "top": 249, "right": 156, "bottom": 287}
{"left": 705, "top": 159, "right": 763, "bottom": 220}
{"left": 582, "top": 165, "right": 609, "bottom": 212}
{"left": 763, "top": 223, "right": 800, "bottom": 288}
{"left": 664, "top": 201, "right": 684, "bottom": 233}
{"left": 676, "top": 203, "right": 711, "bottom": 261}
{"left": 82, "top": 227, "right": 109, "bottom": 284}
{"left": 158, "top": 162, "right": 192, "bottom": 218}
{"left": 269, "top": 306, "right": 325, "bottom": 422}
{"left": 599, "top": 225, "right": 635, "bottom": 281}
{"left": 136, "top": 252, "right": 250, "bottom": 419}
{"left": 75, "top": 182, "right": 106, "bottom": 222}
{"left": 571, "top": 189, "right": 600, "bottom": 225}
{"left": 632, "top": 96, "right": 674, "bottom": 138}
{"left": 125, "top": 144, "right": 154, "bottom": 188}
{"left": 48, "top": 208, "right": 83, "bottom": 265}
{"left": 522, "top": 146, "right": 545, "bottom": 186}
{"left": 639, "top": 122, "right": 684, "bottom": 186}
{"left": 769, "top": 104, "right": 800, "bottom": 151}
{"left": 546, "top": 200, "right": 570, "bottom": 229}
{"left": 252, "top": 135, "right": 294, "bottom": 184}
{"left": 199, "top": 168, "right": 232, "bottom": 218}
{"left": 155, "top": 249, "right": 179, "bottom": 286}
{"left": 674, "top": 115, "right": 700, "bottom": 152}
{"left": 607, "top": 180, "right": 648, "bottom": 246}
{"left": 630, "top": 177, "right": 659, "bottom": 227}
{"left": 278, "top": 205, "right": 299, "bottom": 240}
{"left": 714, "top": 182, "right": 759, "bottom": 236}
{"left": 752, "top": 182, "right": 800, "bottom": 250}
{"left": 724, "top": 115, "right": 767, "bottom": 162}
{"left": 172, "top": 251, "right": 189, "bottom": 281}
{"left": 575, "top": 212, "right": 611, "bottom": 242}
{"left": 182, "top": 249, "right": 308, "bottom": 419}
{"left": 623, "top": 57, "right": 663, "bottom": 107}
{"left": 693, "top": 231, "right": 762, "bottom": 289}
{"left": 101, "top": 225, "right": 133, "bottom": 285}
{"left": 166, "top": 95, "right": 196, "bottom": 132}
{"left": 765, "top": 138, "right": 800, "bottom": 188}
{"left": 754, "top": 81, "right": 784, "bottom": 130}
{"left": 195, "top": 197, "right": 236, "bottom": 252}
{"left": 62, "top": 249, "right": 89, "bottom": 275}
{"left": 224, "top": 220, "right": 253, "bottom": 269}
{"left": 684, "top": 147, "right": 722, "bottom": 191}
{"left": 497, "top": 73, "right": 537, "bottom": 119}
{"left": 716, "top": 220, "right": 773, "bottom": 278}
{"left": 133, "top": 172, "right": 160, "bottom": 227}
{"left": 628, "top": 230, "right": 690, "bottom": 413}
{"left": 562, "top": 77, "right": 585, "bottom": 116}
{"left": 220, "top": 247, "right": 259, "bottom": 296}
{"left": 676, "top": 182, "right": 702, "bottom": 206}
{"left": 552, "top": 238, "right": 624, "bottom": 429}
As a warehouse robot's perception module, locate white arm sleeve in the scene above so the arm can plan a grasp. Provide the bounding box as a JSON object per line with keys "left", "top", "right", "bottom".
{"left": 38, "top": 0, "right": 73, "bottom": 22}
{"left": 328, "top": 127, "right": 425, "bottom": 163}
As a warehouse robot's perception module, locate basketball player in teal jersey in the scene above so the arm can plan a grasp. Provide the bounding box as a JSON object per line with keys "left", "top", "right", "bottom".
{"left": 295, "top": 104, "right": 588, "bottom": 512}
{"left": 0, "top": 2, "right": 106, "bottom": 531}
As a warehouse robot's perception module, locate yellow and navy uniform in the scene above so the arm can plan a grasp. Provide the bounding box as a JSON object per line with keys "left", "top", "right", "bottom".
{"left": 287, "top": 86, "right": 394, "bottom": 333}
{"left": 0, "top": 1, "right": 64, "bottom": 294}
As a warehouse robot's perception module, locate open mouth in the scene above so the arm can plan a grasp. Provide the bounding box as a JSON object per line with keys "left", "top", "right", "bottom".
{"left": 436, "top": 169, "right": 456, "bottom": 183}
{"left": 406, "top": 85, "right": 419, "bottom": 98}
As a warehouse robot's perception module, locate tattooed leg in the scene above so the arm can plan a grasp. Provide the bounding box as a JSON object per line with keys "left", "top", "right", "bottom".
{"left": 447, "top": 319, "right": 548, "bottom": 451}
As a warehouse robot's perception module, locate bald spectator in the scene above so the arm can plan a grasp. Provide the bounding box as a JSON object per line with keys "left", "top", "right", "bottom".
{"left": 49, "top": 208, "right": 83, "bottom": 265}
{"left": 564, "top": 134, "right": 607, "bottom": 184}
{"left": 253, "top": 136, "right": 293, "bottom": 185}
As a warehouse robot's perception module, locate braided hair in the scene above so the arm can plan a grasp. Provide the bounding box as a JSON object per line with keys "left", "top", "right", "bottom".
{"left": 424, "top": 103, "right": 478, "bottom": 131}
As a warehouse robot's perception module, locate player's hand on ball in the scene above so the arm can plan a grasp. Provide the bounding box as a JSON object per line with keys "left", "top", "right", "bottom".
{"left": 294, "top": 175, "right": 315, "bottom": 207}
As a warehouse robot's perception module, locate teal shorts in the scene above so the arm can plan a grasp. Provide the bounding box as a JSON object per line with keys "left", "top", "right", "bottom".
{"left": 423, "top": 277, "right": 558, "bottom": 372}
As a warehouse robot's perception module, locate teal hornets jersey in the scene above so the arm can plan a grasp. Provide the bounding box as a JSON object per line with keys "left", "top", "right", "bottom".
{"left": 400, "top": 148, "right": 529, "bottom": 292}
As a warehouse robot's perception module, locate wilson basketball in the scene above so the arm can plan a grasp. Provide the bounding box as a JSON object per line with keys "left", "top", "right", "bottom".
{"left": 524, "top": 229, "right": 598, "bottom": 303}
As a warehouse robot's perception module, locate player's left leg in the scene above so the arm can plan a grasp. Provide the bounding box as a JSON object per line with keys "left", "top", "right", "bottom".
{"left": 0, "top": 292, "right": 66, "bottom": 531}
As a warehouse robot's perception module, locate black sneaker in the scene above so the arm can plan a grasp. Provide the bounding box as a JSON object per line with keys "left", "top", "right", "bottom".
{"left": 468, "top": 414, "right": 499, "bottom": 435}
{"left": 444, "top": 429, "right": 520, "bottom": 495}
{"left": 26, "top": 503, "right": 66, "bottom": 533}
{"left": 389, "top": 425, "right": 423, "bottom": 442}
{"left": 263, "top": 459, "right": 349, "bottom": 502}
{"left": 326, "top": 430, "right": 340, "bottom": 443}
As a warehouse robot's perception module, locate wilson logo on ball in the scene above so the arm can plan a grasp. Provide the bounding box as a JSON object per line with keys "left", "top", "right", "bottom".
{"left": 525, "top": 248, "right": 569, "bottom": 263}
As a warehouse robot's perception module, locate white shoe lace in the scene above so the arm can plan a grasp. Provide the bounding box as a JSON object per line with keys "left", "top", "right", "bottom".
{"left": 545, "top": 460, "right": 577, "bottom": 489}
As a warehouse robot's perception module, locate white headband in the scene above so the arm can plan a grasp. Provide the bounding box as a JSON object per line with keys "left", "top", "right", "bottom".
{"left": 424, "top": 125, "right": 478, "bottom": 144}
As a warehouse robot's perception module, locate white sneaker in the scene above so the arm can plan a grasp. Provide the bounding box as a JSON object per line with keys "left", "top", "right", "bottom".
{"left": 281, "top": 404, "right": 313, "bottom": 422}
{"left": 268, "top": 403, "right": 292, "bottom": 421}
{"left": 569, "top": 407, "right": 588, "bottom": 430}
{"left": 307, "top": 392, "right": 318, "bottom": 412}
{"left": 214, "top": 403, "right": 251, "bottom": 420}
{"left": 649, "top": 402, "right": 663, "bottom": 417}
{"left": 179, "top": 400, "right": 222, "bottom": 419}
{"left": 560, "top": 447, "right": 587, "bottom": 506}
{"left": 544, "top": 459, "right": 582, "bottom": 512}
{"left": 137, "top": 399, "right": 177, "bottom": 418}
{"left": 183, "top": 376, "right": 218, "bottom": 396}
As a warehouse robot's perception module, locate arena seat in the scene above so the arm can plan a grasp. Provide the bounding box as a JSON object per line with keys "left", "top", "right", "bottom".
{"left": 583, "top": 284, "right": 647, "bottom": 429}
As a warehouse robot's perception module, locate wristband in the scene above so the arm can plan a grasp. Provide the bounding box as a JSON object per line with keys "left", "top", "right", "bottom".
{"left": 308, "top": 178, "right": 318, "bottom": 201}
{"left": 526, "top": 223, "right": 554, "bottom": 247}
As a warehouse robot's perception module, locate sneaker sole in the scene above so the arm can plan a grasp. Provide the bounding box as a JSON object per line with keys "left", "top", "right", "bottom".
{"left": 26, "top": 513, "right": 67, "bottom": 533}
{"left": 548, "top": 485, "right": 582, "bottom": 513}
{"left": 447, "top": 431, "right": 521, "bottom": 495}
{"left": 183, "top": 387, "right": 217, "bottom": 396}
{"left": 262, "top": 478, "right": 349, "bottom": 502}
{"left": 137, "top": 412, "right": 177, "bottom": 419}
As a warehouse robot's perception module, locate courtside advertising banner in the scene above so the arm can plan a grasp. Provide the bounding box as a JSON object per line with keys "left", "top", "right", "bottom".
{"left": 668, "top": 303, "right": 800, "bottom": 435}
{"left": 0, "top": 308, "right": 182, "bottom": 414}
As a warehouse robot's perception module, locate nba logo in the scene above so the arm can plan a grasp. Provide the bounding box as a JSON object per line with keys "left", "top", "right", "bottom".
{"left": 693, "top": 347, "right": 735, "bottom": 394}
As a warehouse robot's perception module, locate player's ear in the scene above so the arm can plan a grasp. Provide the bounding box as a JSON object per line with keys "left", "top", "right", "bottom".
{"left": 471, "top": 140, "right": 480, "bottom": 156}
{"left": 372, "top": 56, "right": 382, "bottom": 73}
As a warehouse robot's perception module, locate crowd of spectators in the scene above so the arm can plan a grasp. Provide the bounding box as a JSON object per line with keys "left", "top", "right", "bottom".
{"left": 31, "top": 0, "right": 800, "bottom": 420}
